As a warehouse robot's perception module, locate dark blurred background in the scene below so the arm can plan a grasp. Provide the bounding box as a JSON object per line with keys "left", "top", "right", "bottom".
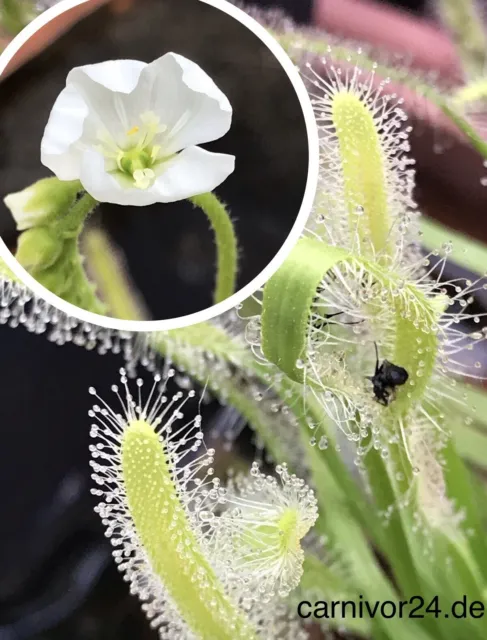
{"left": 255, "top": 0, "right": 426, "bottom": 21}
{"left": 0, "top": 0, "right": 309, "bottom": 320}
{"left": 1, "top": 1, "right": 484, "bottom": 639}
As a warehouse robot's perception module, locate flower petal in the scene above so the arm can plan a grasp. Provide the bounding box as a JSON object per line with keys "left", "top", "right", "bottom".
{"left": 67, "top": 60, "right": 147, "bottom": 145}
{"left": 41, "top": 60, "right": 147, "bottom": 180}
{"left": 41, "top": 85, "right": 89, "bottom": 180}
{"left": 150, "top": 146, "right": 235, "bottom": 203}
{"left": 134, "top": 52, "right": 232, "bottom": 153}
{"left": 68, "top": 59, "right": 146, "bottom": 94}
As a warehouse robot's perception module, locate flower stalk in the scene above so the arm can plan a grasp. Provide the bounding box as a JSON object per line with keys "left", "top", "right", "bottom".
{"left": 190, "top": 192, "right": 237, "bottom": 304}
{"left": 53, "top": 192, "right": 97, "bottom": 235}
{"left": 81, "top": 227, "right": 149, "bottom": 321}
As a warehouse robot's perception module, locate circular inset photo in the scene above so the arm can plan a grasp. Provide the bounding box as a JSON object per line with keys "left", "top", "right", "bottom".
{"left": 0, "top": 0, "right": 318, "bottom": 329}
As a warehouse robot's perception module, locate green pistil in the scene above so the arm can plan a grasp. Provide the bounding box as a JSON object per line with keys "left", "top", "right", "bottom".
{"left": 118, "top": 148, "right": 153, "bottom": 175}
{"left": 116, "top": 148, "right": 158, "bottom": 189}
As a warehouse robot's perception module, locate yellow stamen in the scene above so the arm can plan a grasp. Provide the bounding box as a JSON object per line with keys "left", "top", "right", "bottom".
{"left": 127, "top": 125, "right": 140, "bottom": 136}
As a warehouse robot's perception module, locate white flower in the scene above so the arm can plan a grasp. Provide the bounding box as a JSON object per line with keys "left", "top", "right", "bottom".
{"left": 41, "top": 52, "right": 235, "bottom": 206}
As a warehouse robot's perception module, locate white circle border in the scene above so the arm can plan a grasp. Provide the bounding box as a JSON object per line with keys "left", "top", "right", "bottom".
{"left": 0, "top": 0, "right": 319, "bottom": 332}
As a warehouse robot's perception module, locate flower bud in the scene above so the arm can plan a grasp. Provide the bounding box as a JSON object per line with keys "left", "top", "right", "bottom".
{"left": 4, "top": 178, "right": 80, "bottom": 231}
{"left": 15, "top": 227, "right": 63, "bottom": 271}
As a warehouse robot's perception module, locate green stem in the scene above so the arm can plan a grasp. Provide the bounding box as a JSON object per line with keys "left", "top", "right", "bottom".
{"left": 55, "top": 192, "right": 98, "bottom": 236}
{"left": 189, "top": 192, "right": 237, "bottom": 304}
{"left": 82, "top": 227, "right": 148, "bottom": 321}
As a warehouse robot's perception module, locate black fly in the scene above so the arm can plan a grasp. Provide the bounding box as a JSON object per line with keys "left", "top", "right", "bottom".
{"left": 367, "top": 343, "right": 409, "bottom": 406}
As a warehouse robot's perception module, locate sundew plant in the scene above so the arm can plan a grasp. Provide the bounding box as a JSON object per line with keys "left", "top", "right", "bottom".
{"left": 4, "top": 1, "right": 487, "bottom": 639}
